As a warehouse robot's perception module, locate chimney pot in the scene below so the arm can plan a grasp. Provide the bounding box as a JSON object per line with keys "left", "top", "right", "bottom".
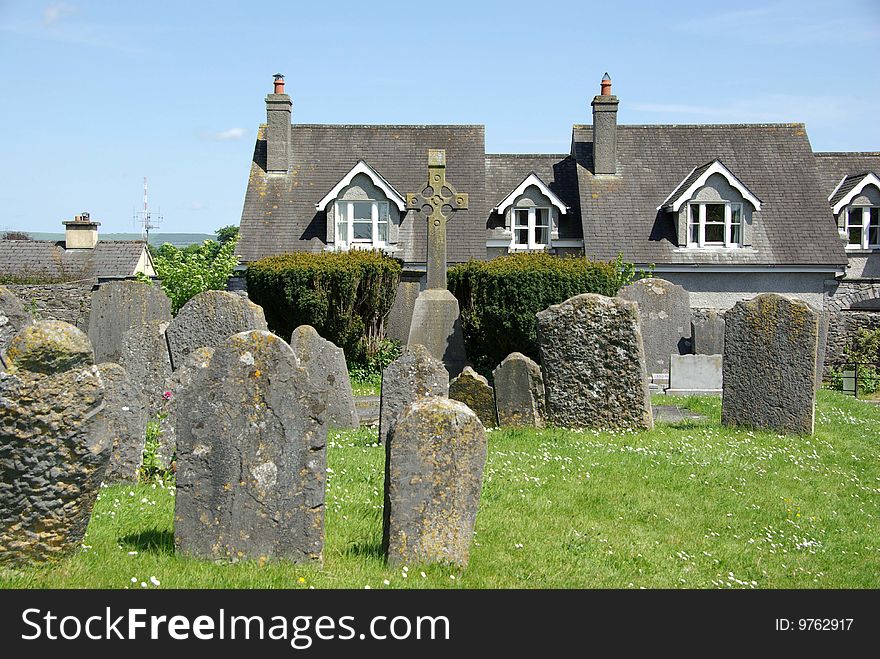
{"left": 600, "top": 72, "right": 612, "bottom": 96}
{"left": 273, "top": 73, "right": 285, "bottom": 94}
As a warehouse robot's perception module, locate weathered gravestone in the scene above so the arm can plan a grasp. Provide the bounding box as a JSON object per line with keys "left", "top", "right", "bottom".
{"left": 119, "top": 320, "right": 173, "bottom": 417}
{"left": 450, "top": 366, "right": 498, "bottom": 428}
{"left": 290, "top": 325, "right": 359, "bottom": 429}
{"left": 157, "top": 347, "right": 214, "bottom": 469}
{"left": 174, "top": 331, "right": 327, "bottom": 563}
{"left": 0, "top": 286, "right": 32, "bottom": 354}
{"left": 618, "top": 277, "right": 691, "bottom": 384}
{"left": 691, "top": 309, "right": 725, "bottom": 355}
{"left": 97, "top": 363, "right": 148, "bottom": 483}
{"left": 722, "top": 293, "right": 819, "bottom": 434}
{"left": 165, "top": 290, "right": 268, "bottom": 370}
{"left": 536, "top": 294, "right": 653, "bottom": 430}
{"left": 0, "top": 321, "right": 111, "bottom": 564}
{"left": 88, "top": 280, "right": 172, "bottom": 364}
{"left": 379, "top": 344, "right": 449, "bottom": 445}
{"left": 383, "top": 396, "right": 487, "bottom": 567}
{"left": 666, "top": 354, "right": 723, "bottom": 395}
{"left": 492, "top": 352, "right": 546, "bottom": 428}
{"left": 405, "top": 149, "right": 469, "bottom": 377}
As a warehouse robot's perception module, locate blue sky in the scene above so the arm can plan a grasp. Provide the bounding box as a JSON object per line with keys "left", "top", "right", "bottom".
{"left": 1, "top": 0, "right": 878, "bottom": 234}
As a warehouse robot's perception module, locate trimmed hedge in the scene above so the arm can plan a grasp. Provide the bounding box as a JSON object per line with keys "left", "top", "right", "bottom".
{"left": 448, "top": 253, "right": 642, "bottom": 373}
{"left": 246, "top": 250, "right": 401, "bottom": 365}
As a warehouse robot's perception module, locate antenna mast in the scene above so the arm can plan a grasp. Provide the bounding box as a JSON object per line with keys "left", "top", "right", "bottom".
{"left": 134, "top": 176, "right": 161, "bottom": 241}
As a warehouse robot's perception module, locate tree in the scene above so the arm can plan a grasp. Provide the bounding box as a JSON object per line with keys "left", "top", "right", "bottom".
{"left": 215, "top": 225, "right": 239, "bottom": 246}
{"left": 153, "top": 237, "right": 240, "bottom": 314}
{"left": 1, "top": 231, "right": 32, "bottom": 240}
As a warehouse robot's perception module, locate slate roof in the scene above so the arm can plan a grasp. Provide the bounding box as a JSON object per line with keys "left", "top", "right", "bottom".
{"left": 815, "top": 152, "right": 880, "bottom": 203}
{"left": 0, "top": 240, "right": 148, "bottom": 280}
{"left": 572, "top": 123, "right": 847, "bottom": 267}
{"left": 238, "top": 124, "right": 487, "bottom": 264}
{"left": 485, "top": 154, "right": 583, "bottom": 240}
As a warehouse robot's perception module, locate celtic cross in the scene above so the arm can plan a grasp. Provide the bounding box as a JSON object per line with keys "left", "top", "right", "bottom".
{"left": 406, "top": 149, "right": 468, "bottom": 290}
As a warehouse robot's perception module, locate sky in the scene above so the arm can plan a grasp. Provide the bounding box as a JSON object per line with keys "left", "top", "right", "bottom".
{"left": 1, "top": 0, "right": 878, "bottom": 234}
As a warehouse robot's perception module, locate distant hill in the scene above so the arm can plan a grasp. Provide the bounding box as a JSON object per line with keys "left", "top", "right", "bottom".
{"left": 21, "top": 232, "right": 215, "bottom": 248}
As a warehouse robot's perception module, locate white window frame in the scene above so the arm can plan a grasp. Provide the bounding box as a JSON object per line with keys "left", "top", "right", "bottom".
{"left": 686, "top": 202, "right": 743, "bottom": 248}
{"left": 334, "top": 200, "right": 389, "bottom": 249}
{"left": 510, "top": 206, "right": 553, "bottom": 250}
{"left": 845, "top": 205, "right": 880, "bottom": 250}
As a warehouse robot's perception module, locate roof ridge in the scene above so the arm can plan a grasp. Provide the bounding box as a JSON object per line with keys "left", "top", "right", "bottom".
{"left": 816, "top": 151, "right": 880, "bottom": 156}
{"left": 573, "top": 122, "right": 807, "bottom": 129}
{"left": 487, "top": 153, "right": 570, "bottom": 158}
{"left": 290, "top": 123, "right": 485, "bottom": 129}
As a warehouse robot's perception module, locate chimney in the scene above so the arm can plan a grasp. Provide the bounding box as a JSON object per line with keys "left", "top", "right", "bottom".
{"left": 265, "top": 73, "right": 292, "bottom": 173}
{"left": 63, "top": 212, "right": 100, "bottom": 249}
{"left": 591, "top": 72, "right": 619, "bottom": 175}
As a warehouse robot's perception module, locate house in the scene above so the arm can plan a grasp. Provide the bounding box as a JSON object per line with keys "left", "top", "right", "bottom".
{"left": 0, "top": 213, "right": 156, "bottom": 283}
{"left": 238, "top": 73, "right": 865, "bottom": 348}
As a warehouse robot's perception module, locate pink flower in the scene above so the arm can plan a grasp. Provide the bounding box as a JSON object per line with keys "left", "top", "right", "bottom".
{"left": 162, "top": 391, "right": 173, "bottom": 401}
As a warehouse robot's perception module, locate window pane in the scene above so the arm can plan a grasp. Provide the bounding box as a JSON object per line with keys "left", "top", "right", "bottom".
{"left": 690, "top": 204, "right": 701, "bottom": 223}
{"left": 336, "top": 220, "right": 348, "bottom": 243}
{"left": 353, "top": 221, "right": 372, "bottom": 240}
{"left": 514, "top": 209, "right": 529, "bottom": 229}
{"left": 377, "top": 221, "right": 388, "bottom": 243}
{"left": 689, "top": 222, "right": 699, "bottom": 245}
{"left": 353, "top": 202, "right": 372, "bottom": 221}
{"left": 730, "top": 223, "right": 741, "bottom": 245}
{"left": 869, "top": 208, "right": 880, "bottom": 246}
{"left": 515, "top": 228, "right": 529, "bottom": 246}
{"left": 705, "top": 223, "right": 725, "bottom": 243}
{"left": 534, "top": 226, "right": 549, "bottom": 245}
{"left": 849, "top": 225, "right": 863, "bottom": 247}
{"left": 705, "top": 204, "right": 724, "bottom": 223}
{"left": 535, "top": 208, "right": 550, "bottom": 227}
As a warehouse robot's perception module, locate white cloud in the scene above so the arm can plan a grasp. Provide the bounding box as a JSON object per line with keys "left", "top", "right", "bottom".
{"left": 205, "top": 128, "right": 246, "bottom": 141}
{"left": 186, "top": 201, "right": 207, "bottom": 211}
{"left": 42, "top": 3, "right": 77, "bottom": 27}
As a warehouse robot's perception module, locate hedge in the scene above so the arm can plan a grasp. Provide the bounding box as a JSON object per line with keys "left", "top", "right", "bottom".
{"left": 246, "top": 250, "right": 401, "bottom": 365}
{"left": 448, "top": 253, "right": 642, "bottom": 374}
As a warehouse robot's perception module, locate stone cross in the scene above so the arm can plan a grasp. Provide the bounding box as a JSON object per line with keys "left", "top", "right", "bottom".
{"left": 407, "top": 149, "right": 468, "bottom": 290}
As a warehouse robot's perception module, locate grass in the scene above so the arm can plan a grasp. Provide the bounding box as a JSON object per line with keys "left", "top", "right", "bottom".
{"left": 2, "top": 391, "right": 878, "bottom": 589}
{"left": 350, "top": 373, "right": 381, "bottom": 397}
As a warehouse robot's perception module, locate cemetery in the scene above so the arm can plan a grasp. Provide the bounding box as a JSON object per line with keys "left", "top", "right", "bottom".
{"left": 0, "top": 149, "right": 878, "bottom": 590}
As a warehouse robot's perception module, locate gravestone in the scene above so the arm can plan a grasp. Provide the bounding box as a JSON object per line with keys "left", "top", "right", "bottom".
{"left": 449, "top": 366, "right": 498, "bottom": 428}
{"left": 383, "top": 396, "right": 487, "bottom": 567}
{"left": 165, "top": 290, "right": 268, "bottom": 369}
{"left": 536, "top": 294, "right": 653, "bottom": 430}
{"left": 379, "top": 344, "right": 449, "bottom": 445}
{"left": 722, "top": 293, "right": 819, "bottom": 434}
{"left": 88, "top": 281, "right": 172, "bottom": 364}
{"left": 492, "top": 352, "right": 545, "bottom": 428}
{"left": 618, "top": 277, "right": 691, "bottom": 384}
{"left": 98, "top": 363, "right": 148, "bottom": 483}
{"left": 0, "top": 321, "right": 111, "bottom": 564}
{"left": 290, "top": 325, "right": 359, "bottom": 429}
{"left": 174, "top": 331, "right": 327, "bottom": 563}
{"left": 666, "top": 354, "right": 723, "bottom": 395}
{"left": 405, "top": 149, "right": 469, "bottom": 377}
{"left": 119, "top": 320, "right": 173, "bottom": 417}
{"left": 0, "top": 286, "right": 32, "bottom": 355}
{"left": 691, "top": 309, "right": 725, "bottom": 355}
{"left": 157, "top": 347, "right": 214, "bottom": 469}
{"left": 387, "top": 275, "right": 421, "bottom": 344}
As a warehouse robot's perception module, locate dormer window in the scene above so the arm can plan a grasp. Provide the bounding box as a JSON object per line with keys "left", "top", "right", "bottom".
{"left": 845, "top": 206, "right": 880, "bottom": 250}
{"left": 513, "top": 207, "right": 552, "bottom": 249}
{"left": 335, "top": 200, "right": 390, "bottom": 247}
{"left": 687, "top": 202, "right": 743, "bottom": 248}
{"left": 316, "top": 160, "right": 405, "bottom": 252}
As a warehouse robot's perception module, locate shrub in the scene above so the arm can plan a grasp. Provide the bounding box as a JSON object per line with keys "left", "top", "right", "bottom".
{"left": 246, "top": 250, "right": 401, "bottom": 366}
{"left": 827, "top": 327, "right": 880, "bottom": 394}
{"left": 448, "top": 252, "right": 646, "bottom": 374}
{"left": 153, "top": 236, "right": 240, "bottom": 314}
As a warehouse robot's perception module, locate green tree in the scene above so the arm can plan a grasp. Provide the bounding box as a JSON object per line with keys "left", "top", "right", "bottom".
{"left": 153, "top": 237, "right": 240, "bottom": 314}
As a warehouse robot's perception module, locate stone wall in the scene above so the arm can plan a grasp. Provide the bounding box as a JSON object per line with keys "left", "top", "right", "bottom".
{"left": 6, "top": 281, "right": 96, "bottom": 331}
{"left": 826, "top": 310, "right": 880, "bottom": 367}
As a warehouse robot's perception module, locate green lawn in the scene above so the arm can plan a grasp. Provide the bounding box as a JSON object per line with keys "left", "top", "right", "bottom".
{"left": 2, "top": 391, "right": 878, "bottom": 589}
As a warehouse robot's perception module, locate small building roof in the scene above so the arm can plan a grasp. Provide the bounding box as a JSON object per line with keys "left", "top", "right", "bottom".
{"left": 0, "top": 240, "right": 151, "bottom": 281}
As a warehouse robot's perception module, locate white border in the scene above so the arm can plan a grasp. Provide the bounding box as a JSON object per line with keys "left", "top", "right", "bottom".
{"left": 315, "top": 161, "right": 406, "bottom": 212}
{"left": 657, "top": 160, "right": 763, "bottom": 212}
{"left": 493, "top": 172, "right": 568, "bottom": 215}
